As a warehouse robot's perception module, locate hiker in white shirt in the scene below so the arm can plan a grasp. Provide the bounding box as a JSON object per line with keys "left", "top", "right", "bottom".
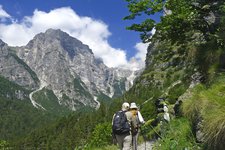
{"left": 129, "top": 102, "right": 145, "bottom": 150}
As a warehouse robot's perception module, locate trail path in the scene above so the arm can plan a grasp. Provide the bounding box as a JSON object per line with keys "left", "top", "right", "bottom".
{"left": 138, "top": 140, "right": 155, "bottom": 150}
{"left": 29, "top": 80, "right": 47, "bottom": 110}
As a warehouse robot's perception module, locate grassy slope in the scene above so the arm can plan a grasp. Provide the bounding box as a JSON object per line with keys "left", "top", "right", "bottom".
{"left": 182, "top": 74, "right": 225, "bottom": 150}
{"left": 33, "top": 88, "right": 71, "bottom": 115}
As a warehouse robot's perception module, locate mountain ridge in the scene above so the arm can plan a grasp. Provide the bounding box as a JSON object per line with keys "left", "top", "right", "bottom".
{"left": 0, "top": 28, "right": 141, "bottom": 111}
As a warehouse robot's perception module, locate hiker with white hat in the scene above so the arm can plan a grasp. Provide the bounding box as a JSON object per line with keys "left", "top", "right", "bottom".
{"left": 129, "top": 102, "right": 145, "bottom": 150}
{"left": 112, "top": 102, "right": 133, "bottom": 150}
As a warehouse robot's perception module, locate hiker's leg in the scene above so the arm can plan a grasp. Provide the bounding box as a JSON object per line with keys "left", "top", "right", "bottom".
{"left": 123, "top": 134, "right": 132, "bottom": 150}
{"left": 132, "top": 132, "right": 138, "bottom": 150}
{"left": 116, "top": 135, "right": 123, "bottom": 150}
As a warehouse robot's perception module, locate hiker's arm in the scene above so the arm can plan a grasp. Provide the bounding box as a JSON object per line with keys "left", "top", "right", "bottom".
{"left": 112, "top": 114, "right": 115, "bottom": 125}
{"left": 138, "top": 111, "right": 145, "bottom": 124}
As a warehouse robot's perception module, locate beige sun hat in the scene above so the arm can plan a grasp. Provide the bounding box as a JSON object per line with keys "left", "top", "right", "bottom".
{"left": 130, "top": 102, "right": 138, "bottom": 109}
{"left": 122, "top": 102, "right": 130, "bottom": 111}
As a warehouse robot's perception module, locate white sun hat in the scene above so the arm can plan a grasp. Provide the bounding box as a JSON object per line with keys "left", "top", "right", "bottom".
{"left": 122, "top": 102, "right": 130, "bottom": 111}
{"left": 130, "top": 102, "right": 138, "bottom": 109}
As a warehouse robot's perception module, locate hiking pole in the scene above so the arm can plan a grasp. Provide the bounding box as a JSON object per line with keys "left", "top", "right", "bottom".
{"left": 139, "top": 127, "right": 147, "bottom": 150}
{"left": 139, "top": 97, "right": 154, "bottom": 109}
{"left": 140, "top": 125, "right": 164, "bottom": 150}
{"left": 149, "top": 124, "right": 163, "bottom": 139}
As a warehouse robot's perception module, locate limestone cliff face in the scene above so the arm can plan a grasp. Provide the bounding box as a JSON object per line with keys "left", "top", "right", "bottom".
{"left": 0, "top": 39, "right": 39, "bottom": 90}
{"left": 13, "top": 29, "right": 138, "bottom": 110}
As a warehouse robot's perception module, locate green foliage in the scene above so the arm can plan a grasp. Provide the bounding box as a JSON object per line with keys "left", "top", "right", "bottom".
{"left": 0, "top": 140, "right": 9, "bottom": 149}
{"left": 124, "top": 0, "right": 225, "bottom": 87}
{"left": 0, "top": 95, "right": 57, "bottom": 141}
{"left": 112, "top": 79, "right": 126, "bottom": 98}
{"left": 141, "top": 119, "right": 161, "bottom": 140}
{"left": 167, "top": 82, "right": 188, "bottom": 104}
{"left": 0, "top": 75, "right": 30, "bottom": 99}
{"left": 195, "top": 40, "right": 224, "bottom": 80}
{"left": 85, "top": 145, "right": 117, "bottom": 150}
{"left": 125, "top": 0, "right": 225, "bottom": 46}
{"left": 140, "top": 100, "right": 157, "bottom": 121}
{"left": 182, "top": 74, "right": 225, "bottom": 149}
{"left": 0, "top": 76, "right": 57, "bottom": 142}
{"left": 97, "top": 92, "right": 112, "bottom": 103}
{"left": 88, "top": 122, "right": 112, "bottom": 148}
{"left": 33, "top": 88, "right": 71, "bottom": 115}
{"left": 153, "top": 118, "right": 199, "bottom": 150}
{"left": 12, "top": 102, "right": 113, "bottom": 149}
{"left": 124, "top": 0, "right": 164, "bottom": 42}
{"left": 74, "top": 78, "right": 92, "bottom": 99}
{"left": 181, "top": 84, "right": 206, "bottom": 121}
{"left": 119, "top": 41, "right": 193, "bottom": 122}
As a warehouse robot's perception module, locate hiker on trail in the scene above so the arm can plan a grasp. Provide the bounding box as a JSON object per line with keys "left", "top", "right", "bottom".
{"left": 112, "top": 102, "right": 133, "bottom": 150}
{"left": 129, "top": 102, "right": 145, "bottom": 150}
{"left": 159, "top": 101, "right": 170, "bottom": 138}
{"left": 163, "top": 102, "right": 170, "bottom": 122}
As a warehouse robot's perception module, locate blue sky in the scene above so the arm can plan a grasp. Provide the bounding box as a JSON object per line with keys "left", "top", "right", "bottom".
{"left": 0, "top": 0, "right": 159, "bottom": 70}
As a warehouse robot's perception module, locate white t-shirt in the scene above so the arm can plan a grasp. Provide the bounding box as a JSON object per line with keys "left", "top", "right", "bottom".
{"left": 138, "top": 111, "right": 145, "bottom": 124}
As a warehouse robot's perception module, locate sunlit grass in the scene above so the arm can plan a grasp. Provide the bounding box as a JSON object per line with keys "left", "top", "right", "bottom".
{"left": 153, "top": 118, "right": 198, "bottom": 150}
{"left": 181, "top": 84, "right": 206, "bottom": 121}
{"left": 182, "top": 74, "right": 225, "bottom": 149}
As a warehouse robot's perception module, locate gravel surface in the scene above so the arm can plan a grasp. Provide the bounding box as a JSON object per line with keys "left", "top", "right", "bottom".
{"left": 137, "top": 140, "right": 155, "bottom": 150}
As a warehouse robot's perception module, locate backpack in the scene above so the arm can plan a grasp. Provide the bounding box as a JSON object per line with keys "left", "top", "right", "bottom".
{"left": 112, "top": 111, "right": 130, "bottom": 135}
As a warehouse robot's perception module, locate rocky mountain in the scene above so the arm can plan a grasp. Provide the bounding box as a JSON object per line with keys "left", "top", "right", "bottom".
{"left": 0, "top": 29, "right": 140, "bottom": 111}
{"left": 0, "top": 39, "right": 39, "bottom": 89}
{"left": 0, "top": 39, "right": 39, "bottom": 100}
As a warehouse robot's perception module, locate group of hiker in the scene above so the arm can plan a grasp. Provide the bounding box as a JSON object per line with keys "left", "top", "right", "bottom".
{"left": 112, "top": 102, "right": 145, "bottom": 150}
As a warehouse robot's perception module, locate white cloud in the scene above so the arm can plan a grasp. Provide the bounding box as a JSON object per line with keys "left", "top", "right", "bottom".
{"left": 0, "top": 5, "right": 11, "bottom": 22}
{"left": 127, "top": 29, "right": 155, "bottom": 70}
{"left": 123, "top": 42, "right": 148, "bottom": 71}
{"left": 0, "top": 6, "right": 148, "bottom": 70}
{"left": 0, "top": 5, "right": 11, "bottom": 18}
{"left": 134, "top": 42, "right": 148, "bottom": 62}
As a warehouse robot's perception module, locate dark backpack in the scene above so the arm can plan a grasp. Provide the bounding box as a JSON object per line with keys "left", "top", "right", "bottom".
{"left": 112, "top": 111, "right": 130, "bottom": 135}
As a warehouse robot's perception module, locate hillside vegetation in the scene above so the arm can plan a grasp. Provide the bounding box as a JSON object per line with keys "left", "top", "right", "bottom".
{"left": 0, "top": 76, "right": 59, "bottom": 141}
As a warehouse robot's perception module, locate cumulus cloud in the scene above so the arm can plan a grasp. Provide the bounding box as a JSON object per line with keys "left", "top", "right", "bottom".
{"left": 134, "top": 42, "right": 148, "bottom": 62}
{"left": 123, "top": 42, "right": 148, "bottom": 71}
{"left": 0, "top": 5, "right": 10, "bottom": 18}
{"left": 0, "top": 6, "right": 148, "bottom": 70}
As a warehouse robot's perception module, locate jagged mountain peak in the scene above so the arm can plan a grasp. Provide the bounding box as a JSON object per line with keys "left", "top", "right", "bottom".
{"left": 7, "top": 29, "right": 141, "bottom": 111}
{"left": 27, "top": 28, "right": 93, "bottom": 58}
{"left": 33, "top": 28, "right": 71, "bottom": 40}
{"left": 45, "top": 28, "right": 65, "bottom": 35}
